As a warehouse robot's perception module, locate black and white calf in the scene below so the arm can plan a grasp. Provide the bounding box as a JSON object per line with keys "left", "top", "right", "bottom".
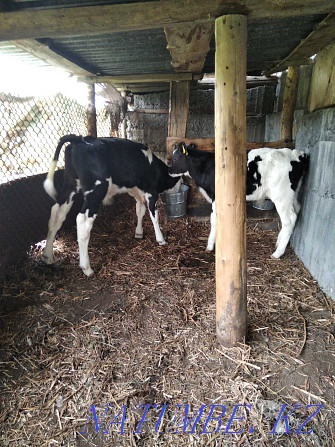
{"left": 169, "top": 142, "right": 309, "bottom": 258}
{"left": 43, "top": 135, "right": 181, "bottom": 276}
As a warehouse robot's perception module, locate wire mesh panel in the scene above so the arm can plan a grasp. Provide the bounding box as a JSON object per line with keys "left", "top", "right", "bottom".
{"left": 0, "top": 92, "right": 89, "bottom": 184}
{"left": 96, "top": 107, "right": 113, "bottom": 137}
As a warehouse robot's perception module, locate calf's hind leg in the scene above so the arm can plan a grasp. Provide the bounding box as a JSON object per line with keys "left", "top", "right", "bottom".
{"left": 77, "top": 181, "right": 108, "bottom": 276}
{"left": 43, "top": 193, "right": 75, "bottom": 264}
{"left": 146, "top": 193, "right": 166, "bottom": 245}
{"left": 206, "top": 201, "right": 216, "bottom": 251}
{"left": 271, "top": 198, "right": 297, "bottom": 259}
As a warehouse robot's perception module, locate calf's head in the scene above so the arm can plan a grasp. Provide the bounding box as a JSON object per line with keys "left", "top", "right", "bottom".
{"left": 169, "top": 142, "right": 194, "bottom": 177}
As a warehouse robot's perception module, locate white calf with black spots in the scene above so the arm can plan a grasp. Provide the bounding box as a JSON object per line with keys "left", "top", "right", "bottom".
{"left": 169, "top": 142, "right": 309, "bottom": 258}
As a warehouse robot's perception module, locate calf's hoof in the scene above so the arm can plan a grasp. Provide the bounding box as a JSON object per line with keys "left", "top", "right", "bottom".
{"left": 206, "top": 246, "right": 214, "bottom": 252}
{"left": 135, "top": 232, "right": 143, "bottom": 239}
{"left": 271, "top": 251, "right": 282, "bottom": 259}
{"left": 42, "top": 253, "right": 54, "bottom": 265}
{"left": 81, "top": 266, "right": 95, "bottom": 277}
{"left": 158, "top": 240, "right": 167, "bottom": 246}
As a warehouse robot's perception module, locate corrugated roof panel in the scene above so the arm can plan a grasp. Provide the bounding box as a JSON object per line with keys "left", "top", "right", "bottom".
{"left": 42, "top": 29, "right": 174, "bottom": 76}
{"left": 0, "top": 41, "right": 49, "bottom": 67}
{"left": 204, "top": 14, "right": 326, "bottom": 74}
{"left": 0, "top": 2, "right": 329, "bottom": 77}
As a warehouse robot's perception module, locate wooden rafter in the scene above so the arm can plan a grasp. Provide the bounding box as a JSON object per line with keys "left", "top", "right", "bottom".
{"left": 12, "top": 39, "right": 94, "bottom": 76}
{"left": 113, "top": 84, "right": 170, "bottom": 94}
{"left": 78, "top": 73, "right": 202, "bottom": 84}
{"left": 266, "top": 13, "right": 335, "bottom": 74}
{"left": 0, "top": 1, "right": 335, "bottom": 41}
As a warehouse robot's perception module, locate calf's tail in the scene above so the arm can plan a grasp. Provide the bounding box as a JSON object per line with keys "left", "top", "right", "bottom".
{"left": 43, "top": 134, "right": 84, "bottom": 201}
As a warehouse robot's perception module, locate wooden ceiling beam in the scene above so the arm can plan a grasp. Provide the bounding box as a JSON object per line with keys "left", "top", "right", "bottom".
{"left": 266, "top": 13, "right": 335, "bottom": 74}
{"left": 0, "top": 1, "right": 335, "bottom": 41}
{"left": 78, "top": 73, "right": 202, "bottom": 84}
{"left": 11, "top": 39, "right": 94, "bottom": 76}
{"left": 113, "top": 84, "right": 170, "bottom": 94}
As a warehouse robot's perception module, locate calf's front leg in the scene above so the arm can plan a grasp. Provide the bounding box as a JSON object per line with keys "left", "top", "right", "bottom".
{"left": 135, "top": 199, "right": 146, "bottom": 239}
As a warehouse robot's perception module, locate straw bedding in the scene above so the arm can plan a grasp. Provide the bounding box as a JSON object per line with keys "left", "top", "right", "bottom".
{"left": 0, "top": 196, "right": 334, "bottom": 446}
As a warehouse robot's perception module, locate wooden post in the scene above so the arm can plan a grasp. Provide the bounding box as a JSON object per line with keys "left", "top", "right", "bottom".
{"left": 215, "top": 15, "right": 247, "bottom": 347}
{"left": 87, "top": 83, "right": 97, "bottom": 137}
{"left": 168, "top": 80, "right": 190, "bottom": 137}
{"left": 120, "top": 90, "right": 127, "bottom": 139}
{"left": 280, "top": 66, "right": 300, "bottom": 142}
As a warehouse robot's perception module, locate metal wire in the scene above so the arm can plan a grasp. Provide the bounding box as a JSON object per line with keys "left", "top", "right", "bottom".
{"left": 0, "top": 92, "right": 112, "bottom": 184}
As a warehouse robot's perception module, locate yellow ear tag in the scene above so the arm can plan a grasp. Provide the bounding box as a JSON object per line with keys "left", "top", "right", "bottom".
{"left": 182, "top": 145, "right": 188, "bottom": 156}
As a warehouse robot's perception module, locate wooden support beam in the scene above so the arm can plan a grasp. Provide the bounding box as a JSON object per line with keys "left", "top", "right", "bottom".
{"left": 132, "top": 109, "right": 169, "bottom": 114}
{"left": 168, "top": 81, "right": 190, "bottom": 138}
{"left": 78, "top": 73, "right": 200, "bottom": 84}
{"left": 267, "top": 13, "right": 335, "bottom": 74}
{"left": 114, "top": 84, "right": 170, "bottom": 94}
{"left": 164, "top": 22, "right": 214, "bottom": 72}
{"left": 215, "top": 15, "right": 247, "bottom": 347}
{"left": 120, "top": 90, "right": 127, "bottom": 139}
{"left": 1, "top": 2, "right": 335, "bottom": 41}
{"left": 86, "top": 83, "right": 97, "bottom": 137}
{"left": 166, "top": 137, "right": 295, "bottom": 156}
{"left": 280, "top": 66, "right": 300, "bottom": 142}
{"left": 12, "top": 39, "right": 94, "bottom": 76}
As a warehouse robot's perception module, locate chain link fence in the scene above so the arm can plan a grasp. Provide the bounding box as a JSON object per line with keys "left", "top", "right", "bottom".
{"left": 0, "top": 92, "right": 114, "bottom": 184}
{"left": 0, "top": 90, "right": 115, "bottom": 279}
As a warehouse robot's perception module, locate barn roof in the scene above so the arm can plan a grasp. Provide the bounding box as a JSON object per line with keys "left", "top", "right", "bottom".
{"left": 0, "top": 1, "right": 335, "bottom": 92}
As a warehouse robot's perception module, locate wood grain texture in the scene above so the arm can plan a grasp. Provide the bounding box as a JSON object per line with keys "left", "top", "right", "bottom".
{"left": 309, "top": 42, "right": 335, "bottom": 112}
{"left": 168, "top": 81, "right": 190, "bottom": 138}
{"left": 1, "top": 1, "right": 334, "bottom": 41}
{"left": 215, "top": 15, "right": 247, "bottom": 347}
{"left": 280, "top": 66, "right": 300, "bottom": 142}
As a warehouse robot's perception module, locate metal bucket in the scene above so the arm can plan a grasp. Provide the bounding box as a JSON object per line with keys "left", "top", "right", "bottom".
{"left": 252, "top": 199, "right": 275, "bottom": 211}
{"left": 160, "top": 184, "right": 189, "bottom": 218}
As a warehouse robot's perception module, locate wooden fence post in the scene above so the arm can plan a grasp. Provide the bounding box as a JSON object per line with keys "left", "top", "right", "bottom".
{"left": 280, "top": 66, "right": 300, "bottom": 142}
{"left": 120, "top": 90, "right": 128, "bottom": 139}
{"left": 215, "top": 14, "right": 247, "bottom": 346}
{"left": 168, "top": 80, "right": 190, "bottom": 138}
{"left": 87, "top": 83, "right": 97, "bottom": 137}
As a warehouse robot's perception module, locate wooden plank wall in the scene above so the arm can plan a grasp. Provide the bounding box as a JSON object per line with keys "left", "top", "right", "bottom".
{"left": 309, "top": 41, "right": 335, "bottom": 112}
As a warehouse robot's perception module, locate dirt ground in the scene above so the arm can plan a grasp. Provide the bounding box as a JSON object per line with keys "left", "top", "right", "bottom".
{"left": 0, "top": 196, "right": 335, "bottom": 446}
